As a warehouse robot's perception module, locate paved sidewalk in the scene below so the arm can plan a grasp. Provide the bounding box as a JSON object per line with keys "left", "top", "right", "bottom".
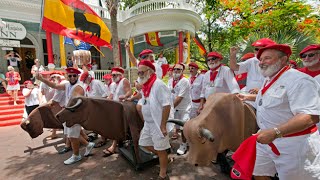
{"left": 0, "top": 126, "right": 230, "bottom": 180}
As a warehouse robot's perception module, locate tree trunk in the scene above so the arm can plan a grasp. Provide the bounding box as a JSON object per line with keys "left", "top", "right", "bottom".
{"left": 107, "top": 0, "right": 120, "bottom": 67}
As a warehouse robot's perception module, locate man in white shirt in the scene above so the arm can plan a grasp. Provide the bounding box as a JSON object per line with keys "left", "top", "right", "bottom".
{"left": 36, "top": 67, "right": 95, "bottom": 165}
{"left": 22, "top": 80, "right": 40, "bottom": 115}
{"left": 188, "top": 62, "right": 204, "bottom": 118}
{"left": 4, "top": 51, "right": 21, "bottom": 71}
{"left": 200, "top": 51, "right": 240, "bottom": 106}
{"left": 229, "top": 38, "right": 276, "bottom": 94}
{"left": 80, "top": 71, "right": 106, "bottom": 98}
{"left": 102, "top": 74, "right": 115, "bottom": 98}
{"left": 168, "top": 63, "right": 191, "bottom": 155}
{"left": 252, "top": 44, "right": 320, "bottom": 180}
{"left": 137, "top": 60, "right": 172, "bottom": 179}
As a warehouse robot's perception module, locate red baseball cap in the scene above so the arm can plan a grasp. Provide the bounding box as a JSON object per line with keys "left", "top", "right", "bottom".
{"left": 241, "top": 53, "right": 255, "bottom": 61}
{"left": 188, "top": 62, "right": 199, "bottom": 69}
{"left": 257, "top": 44, "right": 292, "bottom": 60}
{"left": 138, "top": 59, "right": 156, "bottom": 71}
{"left": 65, "top": 67, "right": 81, "bottom": 74}
{"left": 252, "top": 38, "right": 276, "bottom": 47}
{"left": 299, "top": 44, "right": 320, "bottom": 57}
{"left": 111, "top": 67, "right": 124, "bottom": 74}
{"left": 207, "top": 52, "right": 223, "bottom": 59}
{"left": 139, "top": 49, "right": 153, "bottom": 58}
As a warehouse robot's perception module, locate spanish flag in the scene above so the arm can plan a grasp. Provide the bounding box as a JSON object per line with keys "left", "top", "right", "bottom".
{"left": 193, "top": 34, "right": 206, "bottom": 56}
{"left": 145, "top": 32, "right": 163, "bottom": 46}
{"left": 42, "top": 0, "right": 112, "bottom": 48}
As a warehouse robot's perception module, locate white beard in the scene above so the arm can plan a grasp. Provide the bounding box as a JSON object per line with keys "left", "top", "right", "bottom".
{"left": 113, "top": 77, "right": 120, "bottom": 83}
{"left": 302, "top": 58, "right": 319, "bottom": 67}
{"left": 137, "top": 73, "right": 151, "bottom": 85}
{"left": 208, "top": 62, "right": 221, "bottom": 69}
{"left": 173, "top": 73, "right": 181, "bottom": 80}
{"left": 259, "top": 60, "right": 283, "bottom": 77}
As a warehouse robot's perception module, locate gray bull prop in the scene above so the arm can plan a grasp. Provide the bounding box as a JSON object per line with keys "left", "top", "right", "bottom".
{"left": 55, "top": 97, "right": 146, "bottom": 165}
{"left": 168, "top": 93, "right": 257, "bottom": 171}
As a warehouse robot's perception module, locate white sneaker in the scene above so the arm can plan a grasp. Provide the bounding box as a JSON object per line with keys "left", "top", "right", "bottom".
{"left": 177, "top": 143, "right": 187, "bottom": 155}
{"left": 64, "top": 154, "right": 82, "bottom": 165}
{"left": 84, "top": 142, "right": 95, "bottom": 157}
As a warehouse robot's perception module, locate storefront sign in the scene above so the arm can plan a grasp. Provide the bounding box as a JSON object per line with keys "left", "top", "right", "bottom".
{"left": 0, "top": 39, "right": 20, "bottom": 47}
{"left": 0, "top": 22, "right": 27, "bottom": 40}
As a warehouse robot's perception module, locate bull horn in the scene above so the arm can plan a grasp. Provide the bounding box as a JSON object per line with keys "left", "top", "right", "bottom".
{"left": 167, "top": 119, "right": 185, "bottom": 127}
{"left": 200, "top": 128, "right": 214, "bottom": 142}
{"left": 65, "top": 98, "right": 82, "bottom": 111}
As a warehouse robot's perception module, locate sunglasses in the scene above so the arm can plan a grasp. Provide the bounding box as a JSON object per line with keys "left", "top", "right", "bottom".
{"left": 189, "top": 67, "right": 196, "bottom": 70}
{"left": 301, "top": 53, "right": 318, "bottom": 58}
{"left": 140, "top": 55, "right": 149, "bottom": 59}
{"left": 68, "top": 74, "right": 77, "bottom": 78}
{"left": 112, "top": 74, "right": 119, "bottom": 77}
{"left": 173, "top": 68, "right": 182, "bottom": 71}
{"left": 137, "top": 69, "right": 149, "bottom": 76}
{"left": 207, "top": 57, "right": 218, "bottom": 61}
{"left": 254, "top": 48, "right": 260, "bottom": 51}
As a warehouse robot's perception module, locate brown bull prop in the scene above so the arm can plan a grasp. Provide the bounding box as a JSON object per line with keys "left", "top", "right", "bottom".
{"left": 55, "top": 97, "right": 144, "bottom": 162}
{"left": 20, "top": 100, "right": 64, "bottom": 138}
{"left": 169, "top": 93, "right": 257, "bottom": 166}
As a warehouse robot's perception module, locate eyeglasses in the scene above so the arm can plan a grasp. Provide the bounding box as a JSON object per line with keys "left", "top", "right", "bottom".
{"left": 173, "top": 68, "right": 182, "bottom": 71}
{"left": 68, "top": 74, "right": 77, "bottom": 78}
{"left": 189, "top": 67, "right": 196, "bottom": 70}
{"left": 137, "top": 69, "right": 149, "bottom": 76}
{"left": 301, "top": 53, "right": 318, "bottom": 58}
{"left": 207, "top": 57, "right": 218, "bottom": 61}
{"left": 254, "top": 48, "right": 260, "bottom": 51}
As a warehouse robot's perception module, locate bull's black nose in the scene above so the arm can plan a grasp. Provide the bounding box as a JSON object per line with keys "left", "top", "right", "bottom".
{"left": 195, "top": 164, "right": 198, "bottom": 167}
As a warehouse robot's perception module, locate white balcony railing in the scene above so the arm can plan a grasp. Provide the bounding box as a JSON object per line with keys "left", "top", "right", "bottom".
{"left": 88, "top": 0, "right": 194, "bottom": 22}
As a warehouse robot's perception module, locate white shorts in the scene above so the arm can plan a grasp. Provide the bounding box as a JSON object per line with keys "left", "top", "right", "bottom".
{"left": 63, "top": 122, "right": 81, "bottom": 138}
{"left": 174, "top": 109, "right": 190, "bottom": 129}
{"left": 6, "top": 84, "right": 20, "bottom": 91}
{"left": 253, "top": 132, "right": 320, "bottom": 180}
{"left": 139, "top": 122, "right": 170, "bottom": 151}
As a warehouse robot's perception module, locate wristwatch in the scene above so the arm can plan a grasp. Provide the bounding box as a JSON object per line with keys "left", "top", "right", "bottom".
{"left": 273, "top": 127, "right": 283, "bottom": 138}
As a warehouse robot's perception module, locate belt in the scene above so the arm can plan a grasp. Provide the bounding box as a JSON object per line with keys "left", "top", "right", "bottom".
{"left": 192, "top": 99, "right": 201, "bottom": 103}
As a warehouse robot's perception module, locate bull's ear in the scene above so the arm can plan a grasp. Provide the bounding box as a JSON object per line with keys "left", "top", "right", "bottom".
{"left": 65, "top": 98, "right": 83, "bottom": 111}
{"left": 198, "top": 127, "right": 215, "bottom": 142}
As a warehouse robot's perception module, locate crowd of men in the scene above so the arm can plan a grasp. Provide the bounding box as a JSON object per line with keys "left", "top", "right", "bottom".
{"left": 32, "top": 38, "right": 320, "bottom": 180}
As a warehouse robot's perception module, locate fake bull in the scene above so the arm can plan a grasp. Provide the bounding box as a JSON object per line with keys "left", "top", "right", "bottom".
{"left": 169, "top": 93, "right": 257, "bottom": 166}
{"left": 20, "top": 100, "right": 64, "bottom": 138}
{"left": 55, "top": 97, "right": 144, "bottom": 160}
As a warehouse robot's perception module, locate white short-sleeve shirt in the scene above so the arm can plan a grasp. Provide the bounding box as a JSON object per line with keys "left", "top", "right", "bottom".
{"left": 85, "top": 79, "right": 107, "bottom": 97}
{"left": 236, "top": 57, "right": 265, "bottom": 92}
{"left": 23, "top": 88, "right": 40, "bottom": 106}
{"left": 201, "top": 66, "right": 240, "bottom": 99}
{"left": 189, "top": 73, "right": 204, "bottom": 101}
{"left": 168, "top": 77, "right": 191, "bottom": 110}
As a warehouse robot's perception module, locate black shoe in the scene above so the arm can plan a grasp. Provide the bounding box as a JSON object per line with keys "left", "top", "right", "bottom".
{"left": 58, "top": 147, "right": 71, "bottom": 154}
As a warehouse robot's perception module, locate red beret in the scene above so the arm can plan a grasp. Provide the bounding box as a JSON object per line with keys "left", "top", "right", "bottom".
{"left": 50, "top": 71, "right": 65, "bottom": 76}
{"left": 86, "top": 64, "right": 92, "bottom": 69}
{"left": 138, "top": 60, "right": 155, "bottom": 71}
{"left": 65, "top": 67, "right": 81, "bottom": 74}
{"left": 200, "top": 69, "right": 208, "bottom": 74}
{"left": 24, "top": 80, "right": 33, "bottom": 85}
{"left": 207, "top": 52, "right": 223, "bottom": 59}
{"left": 103, "top": 74, "right": 112, "bottom": 80}
{"left": 173, "top": 63, "right": 185, "bottom": 70}
{"left": 40, "top": 71, "right": 51, "bottom": 75}
{"left": 111, "top": 67, "right": 124, "bottom": 74}
{"left": 252, "top": 38, "right": 276, "bottom": 47}
{"left": 80, "top": 71, "right": 90, "bottom": 81}
{"left": 241, "top": 53, "right": 255, "bottom": 61}
{"left": 257, "top": 44, "right": 292, "bottom": 60}
{"left": 139, "top": 49, "right": 153, "bottom": 58}
{"left": 299, "top": 44, "right": 320, "bottom": 57}
{"left": 188, "top": 62, "right": 199, "bottom": 69}
{"left": 289, "top": 60, "right": 297, "bottom": 68}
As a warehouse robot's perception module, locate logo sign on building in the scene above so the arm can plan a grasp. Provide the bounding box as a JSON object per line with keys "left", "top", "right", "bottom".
{"left": 0, "top": 39, "right": 20, "bottom": 47}
{"left": 0, "top": 22, "right": 27, "bottom": 40}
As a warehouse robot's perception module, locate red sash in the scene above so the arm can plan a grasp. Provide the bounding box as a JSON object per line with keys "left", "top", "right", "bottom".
{"left": 142, "top": 73, "right": 157, "bottom": 98}
{"left": 192, "top": 99, "right": 201, "bottom": 103}
{"left": 261, "top": 66, "right": 290, "bottom": 96}
{"left": 210, "top": 64, "right": 222, "bottom": 82}
{"left": 284, "top": 125, "right": 317, "bottom": 137}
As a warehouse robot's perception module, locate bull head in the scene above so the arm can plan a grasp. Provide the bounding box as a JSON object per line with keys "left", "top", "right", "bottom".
{"left": 167, "top": 119, "right": 185, "bottom": 127}
{"left": 198, "top": 127, "right": 214, "bottom": 143}
{"left": 65, "top": 98, "right": 82, "bottom": 112}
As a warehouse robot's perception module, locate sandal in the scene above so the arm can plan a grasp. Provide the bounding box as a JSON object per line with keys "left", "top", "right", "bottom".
{"left": 157, "top": 174, "right": 170, "bottom": 180}
{"left": 94, "top": 141, "right": 106, "bottom": 148}
{"left": 58, "top": 147, "right": 71, "bottom": 154}
{"left": 102, "top": 149, "right": 115, "bottom": 157}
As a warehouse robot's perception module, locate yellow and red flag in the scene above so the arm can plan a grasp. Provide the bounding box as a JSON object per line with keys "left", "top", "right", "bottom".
{"left": 193, "top": 34, "right": 206, "bottom": 56}
{"left": 145, "top": 32, "right": 163, "bottom": 46}
{"left": 42, "top": 0, "right": 112, "bottom": 48}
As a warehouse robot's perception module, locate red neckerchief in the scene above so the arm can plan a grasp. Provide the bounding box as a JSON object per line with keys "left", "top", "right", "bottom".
{"left": 107, "top": 81, "right": 112, "bottom": 87}
{"left": 86, "top": 78, "right": 94, "bottom": 92}
{"left": 173, "top": 74, "right": 184, "bottom": 88}
{"left": 142, "top": 73, "right": 157, "bottom": 98}
{"left": 190, "top": 73, "right": 198, "bottom": 85}
{"left": 115, "top": 77, "right": 123, "bottom": 85}
{"left": 261, "top": 66, "right": 290, "bottom": 96}
{"left": 210, "top": 64, "right": 222, "bottom": 82}
{"left": 298, "top": 67, "right": 320, "bottom": 77}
